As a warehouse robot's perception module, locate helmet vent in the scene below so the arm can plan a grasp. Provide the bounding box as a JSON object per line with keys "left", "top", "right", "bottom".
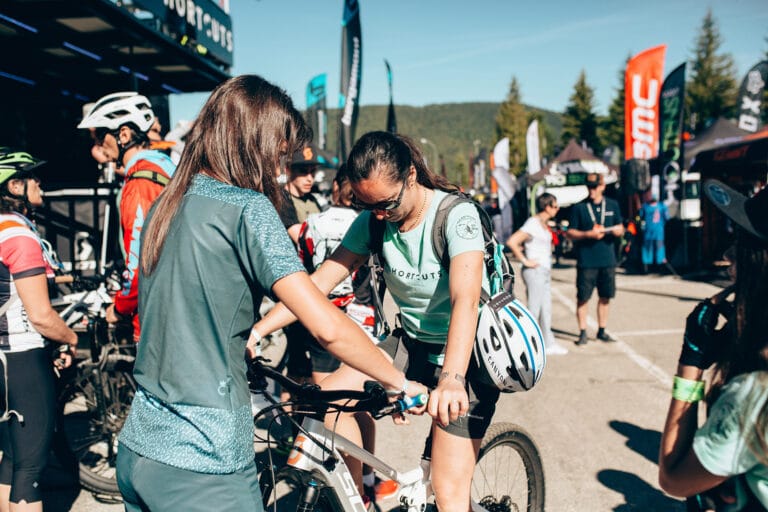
{"left": 502, "top": 319, "right": 515, "bottom": 338}
{"left": 519, "top": 351, "right": 530, "bottom": 371}
{"left": 530, "top": 335, "right": 541, "bottom": 353}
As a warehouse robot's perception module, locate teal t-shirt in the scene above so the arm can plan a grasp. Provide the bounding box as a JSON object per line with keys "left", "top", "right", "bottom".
{"left": 342, "top": 190, "right": 487, "bottom": 344}
{"left": 693, "top": 371, "right": 768, "bottom": 509}
{"left": 119, "top": 174, "right": 304, "bottom": 474}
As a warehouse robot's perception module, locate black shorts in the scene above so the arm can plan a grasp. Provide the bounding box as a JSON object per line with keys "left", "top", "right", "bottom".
{"left": 576, "top": 266, "right": 616, "bottom": 302}
{"left": 284, "top": 323, "right": 313, "bottom": 378}
{"left": 378, "top": 331, "right": 499, "bottom": 440}
{"left": 305, "top": 338, "right": 342, "bottom": 374}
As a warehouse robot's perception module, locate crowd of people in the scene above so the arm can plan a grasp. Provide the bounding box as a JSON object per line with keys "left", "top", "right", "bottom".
{"left": 0, "top": 73, "right": 765, "bottom": 512}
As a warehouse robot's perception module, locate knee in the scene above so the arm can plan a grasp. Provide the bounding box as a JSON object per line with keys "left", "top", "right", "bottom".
{"left": 432, "top": 479, "right": 470, "bottom": 512}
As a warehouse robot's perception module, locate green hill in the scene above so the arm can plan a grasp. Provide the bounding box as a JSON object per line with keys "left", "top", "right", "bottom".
{"left": 320, "top": 102, "right": 562, "bottom": 185}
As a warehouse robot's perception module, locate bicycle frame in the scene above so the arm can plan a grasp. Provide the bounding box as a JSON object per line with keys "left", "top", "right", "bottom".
{"left": 284, "top": 416, "right": 431, "bottom": 512}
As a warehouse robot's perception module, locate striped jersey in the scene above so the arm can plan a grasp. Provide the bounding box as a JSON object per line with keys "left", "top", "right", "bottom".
{"left": 0, "top": 212, "right": 55, "bottom": 352}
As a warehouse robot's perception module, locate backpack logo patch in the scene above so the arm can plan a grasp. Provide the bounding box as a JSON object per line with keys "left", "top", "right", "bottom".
{"left": 456, "top": 215, "right": 480, "bottom": 239}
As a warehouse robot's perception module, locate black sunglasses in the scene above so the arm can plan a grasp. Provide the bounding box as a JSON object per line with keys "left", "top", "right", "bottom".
{"left": 352, "top": 179, "right": 407, "bottom": 211}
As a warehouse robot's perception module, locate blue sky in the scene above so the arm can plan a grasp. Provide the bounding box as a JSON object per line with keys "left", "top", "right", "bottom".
{"left": 170, "top": 0, "right": 768, "bottom": 127}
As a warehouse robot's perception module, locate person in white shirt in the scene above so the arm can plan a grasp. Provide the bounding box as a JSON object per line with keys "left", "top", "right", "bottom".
{"left": 506, "top": 192, "right": 567, "bottom": 355}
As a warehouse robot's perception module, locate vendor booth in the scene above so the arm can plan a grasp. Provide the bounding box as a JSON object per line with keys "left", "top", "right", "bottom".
{"left": 692, "top": 129, "right": 768, "bottom": 266}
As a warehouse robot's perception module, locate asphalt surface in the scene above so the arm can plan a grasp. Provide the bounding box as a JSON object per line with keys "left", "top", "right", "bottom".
{"left": 47, "top": 258, "right": 726, "bottom": 511}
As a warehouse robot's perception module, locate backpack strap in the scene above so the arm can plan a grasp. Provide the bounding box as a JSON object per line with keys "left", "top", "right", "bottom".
{"left": 367, "top": 213, "right": 390, "bottom": 336}
{"left": 431, "top": 192, "right": 471, "bottom": 272}
{"left": 126, "top": 170, "right": 170, "bottom": 186}
{"left": 431, "top": 191, "right": 513, "bottom": 301}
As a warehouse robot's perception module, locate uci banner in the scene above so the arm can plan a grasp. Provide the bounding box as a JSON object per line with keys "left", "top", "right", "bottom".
{"left": 337, "top": 0, "right": 362, "bottom": 163}
{"left": 659, "top": 63, "right": 686, "bottom": 168}
{"left": 306, "top": 74, "right": 327, "bottom": 150}
{"left": 736, "top": 60, "right": 768, "bottom": 133}
{"left": 625, "top": 45, "right": 666, "bottom": 160}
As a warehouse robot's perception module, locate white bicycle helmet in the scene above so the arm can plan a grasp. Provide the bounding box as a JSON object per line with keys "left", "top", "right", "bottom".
{"left": 474, "top": 293, "right": 546, "bottom": 392}
{"left": 78, "top": 92, "right": 155, "bottom": 133}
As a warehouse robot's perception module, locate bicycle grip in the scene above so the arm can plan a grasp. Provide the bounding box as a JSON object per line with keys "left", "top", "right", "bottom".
{"left": 398, "top": 393, "right": 428, "bottom": 410}
{"left": 376, "top": 393, "right": 428, "bottom": 418}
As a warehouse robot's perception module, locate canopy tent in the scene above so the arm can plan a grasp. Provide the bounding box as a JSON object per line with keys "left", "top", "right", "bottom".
{"left": 527, "top": 139, "right": 619, "bottom": 209}
{"left": 684, "top": 117, "right": 752, "bottom": 170}
{"left": 529, "top": 139, "right": 619, "bottom": 184}
{"left": 692, "top": 129, "right": 768, "bottom": 266}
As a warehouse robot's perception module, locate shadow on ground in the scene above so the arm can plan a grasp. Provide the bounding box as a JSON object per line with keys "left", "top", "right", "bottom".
{"left": 610, "top": 420, "right": 661, "bottom": 466}
{"left": 598, "top": 469, "right": 684, "bottom": 511}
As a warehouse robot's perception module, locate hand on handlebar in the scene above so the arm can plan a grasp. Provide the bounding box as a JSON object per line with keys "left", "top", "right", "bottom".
{"left": 390, "top": 379, "right": 428, "bottom": 425}
{"left": 53, "top": 344, "right": 76, "bottom": 374}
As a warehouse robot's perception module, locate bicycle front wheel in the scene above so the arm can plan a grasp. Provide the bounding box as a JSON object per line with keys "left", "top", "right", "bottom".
{"left": 260, "top": 467, "right": 336, "bottom": 512}
{"left": 472, "top": 422, "right": 545, "bottom": 512}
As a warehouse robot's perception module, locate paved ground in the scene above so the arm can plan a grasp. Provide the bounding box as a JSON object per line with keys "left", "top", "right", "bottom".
{"left": 47, "top": 258, "right": 725, "bottom": 511}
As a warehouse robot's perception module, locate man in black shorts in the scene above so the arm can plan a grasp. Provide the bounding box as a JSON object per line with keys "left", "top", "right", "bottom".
{"left": 566, "top": 173, "right": 624, "bottom": 346}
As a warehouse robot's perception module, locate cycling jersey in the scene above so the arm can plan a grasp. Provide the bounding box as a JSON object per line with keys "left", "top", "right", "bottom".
{"left": 119, "top": 174, "right": 304, "bottom": 474}
{"left": 0, "top": 212, "right": 55, "bottom": 352}
{"left": 115, "top": 150, "right": 175, "bottom": 341}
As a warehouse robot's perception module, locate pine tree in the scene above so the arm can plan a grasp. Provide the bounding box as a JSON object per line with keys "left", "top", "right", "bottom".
{"left": 599, "top": 57, "right": 629, "bottom": 158}
{"left": 687, "top": 9, "right": 737, "bottom": 134}
{"left": 561, "top": 70, "right": 600, "bottom": 153}
{"left": 495, "top": 76, "right": 528, "bottom": 174}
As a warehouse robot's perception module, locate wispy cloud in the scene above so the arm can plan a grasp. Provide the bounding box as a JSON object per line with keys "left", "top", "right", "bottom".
{"left": 400, "top": 13, "right": 630, "bottom": 71}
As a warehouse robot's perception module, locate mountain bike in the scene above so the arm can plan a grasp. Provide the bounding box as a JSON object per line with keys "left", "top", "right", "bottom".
{"left": 51, "top": 273, "right": 136, "bottom": 500}
{"left": 249, "top": 359, "right": 546, "bottom": 512}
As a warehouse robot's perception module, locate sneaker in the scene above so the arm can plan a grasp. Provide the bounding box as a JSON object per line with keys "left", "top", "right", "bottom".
{"left": 575, "top": 332, "right": 588, "bottom": 346}
{"left": 597, "top": 331, "right": 617, "bottom": 342}
{"left": 546, "top": 343, "right": 568, "bottom": 355}
{"left": 375, "top": 477, "right": 398, "bottom": 501}
{"left": 364, "top": 477, "right": 399, "bottom": 503}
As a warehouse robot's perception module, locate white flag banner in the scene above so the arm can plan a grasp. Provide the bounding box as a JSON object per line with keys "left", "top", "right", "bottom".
{"left": 526, "top": 120, "right": 541, "bottom": 175}
{"left": 492, "top": 167, "right": 516, "bottom": 206}
{"left": 492, "top": 137, "right": 510, "bottom": 172}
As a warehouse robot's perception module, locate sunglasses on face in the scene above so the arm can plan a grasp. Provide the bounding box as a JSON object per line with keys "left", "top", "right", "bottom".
{"left": 352, "top": 179, "right": 407, "bottom": 211}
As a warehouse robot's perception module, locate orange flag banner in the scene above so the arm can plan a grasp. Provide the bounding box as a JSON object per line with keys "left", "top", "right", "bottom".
{"left": 625, "top": 44, "right": 666, "bottom": 160}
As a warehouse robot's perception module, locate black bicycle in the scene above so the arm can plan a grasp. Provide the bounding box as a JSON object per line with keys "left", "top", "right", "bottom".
{"left": 52, "top": 274, "right": 136, "bottom": 500}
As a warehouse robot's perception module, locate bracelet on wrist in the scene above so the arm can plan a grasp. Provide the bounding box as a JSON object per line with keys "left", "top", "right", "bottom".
{"left": 672, "top": 376, "right": 705, "bottom": 403}
{"left": 250, "top": 328, "right": 262, "bottom": 345}
{"left": 386, "top": 374, "right": 408, "bottom": 397}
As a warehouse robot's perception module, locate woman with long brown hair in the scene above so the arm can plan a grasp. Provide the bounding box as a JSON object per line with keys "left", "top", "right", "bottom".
{"left": 115, "top": 77, "right": 425, "bottom": 511}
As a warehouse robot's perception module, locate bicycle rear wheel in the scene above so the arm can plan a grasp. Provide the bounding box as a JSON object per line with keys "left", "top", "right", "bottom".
{"left": 56, "top": 353, "right": 136, "bottom": 499}
{"left": 472, "top": 422, "right": 545, "bottom": 512}
{"left": 260, "top": 467, "right": 336, "bottom": 512}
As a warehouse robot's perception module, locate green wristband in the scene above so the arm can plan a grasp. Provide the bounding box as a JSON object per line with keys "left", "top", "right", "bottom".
{"left": 672, "top": 376, "right": 705, "bottom": 403}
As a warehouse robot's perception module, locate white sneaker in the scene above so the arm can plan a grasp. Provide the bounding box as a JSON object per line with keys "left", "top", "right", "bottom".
{"left": 546, "top": 342, "right": 568, "bottom": 355}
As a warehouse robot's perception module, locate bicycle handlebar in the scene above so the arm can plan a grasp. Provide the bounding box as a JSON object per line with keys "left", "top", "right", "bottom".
{"left": 247, "top": 358, "right": 426, "bottom": 419}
